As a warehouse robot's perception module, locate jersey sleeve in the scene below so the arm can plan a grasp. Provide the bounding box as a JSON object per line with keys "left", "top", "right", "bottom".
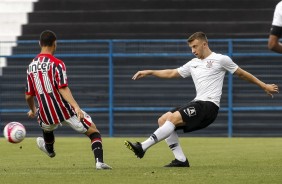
{"left": 219, "top": 55, "right": 238, "bottom": 74}
{"left": 55, "top": 61, "right": 68, "bottom": 88}
{"left": 272, "top": 2, "right": 282, "bottom": 27}
{"left": 177, "top": 60, "right": 192, "bottom": 78}
{"left": 25, "top": 72, "right": 35, "bottom": 96}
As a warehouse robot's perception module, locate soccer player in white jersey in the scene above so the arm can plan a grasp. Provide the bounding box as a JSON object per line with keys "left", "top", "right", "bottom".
{"left": 25, "top": 30, "right": 111, "bottom": 170}
{"left": 125, "top": 32, "right": 279, "bottom": 167}
{"left": 268, "top": 0, "right": 282, "bottom": 53}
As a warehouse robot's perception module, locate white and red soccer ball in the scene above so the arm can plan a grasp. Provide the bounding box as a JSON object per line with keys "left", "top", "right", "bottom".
{"left": 3, "top": 122, "right": 26, "bottom": 143}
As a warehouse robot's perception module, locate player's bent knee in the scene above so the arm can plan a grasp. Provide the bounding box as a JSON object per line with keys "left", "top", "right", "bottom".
{"left": 158, "top": 117, "right": 166, "bottom": 126}
{"left": 167, "top": 111, "right": 183, "bottom": 124}
{"left": 158, "top": 112, "right": 174, "bottom": 126}
{"left": 85, "top": 126, "right": 99, "bottom": 136}
{"left": 90, "top": 123, "right": 99, "bottom": 131}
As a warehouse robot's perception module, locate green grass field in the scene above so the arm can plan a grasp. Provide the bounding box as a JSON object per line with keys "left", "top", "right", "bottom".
{"left": 1, "top": 137, "right": 282, "bottom": 184}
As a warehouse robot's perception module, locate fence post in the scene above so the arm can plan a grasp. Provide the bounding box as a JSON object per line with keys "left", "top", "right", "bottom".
{"left": 227, "top": 39, "right": 233, "bottom": 137}
{"left": 108, "top": 40, "right": 114, "bottom": 137}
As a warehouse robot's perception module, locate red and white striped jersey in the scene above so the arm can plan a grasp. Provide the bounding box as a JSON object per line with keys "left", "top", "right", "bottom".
{"left": 25, "top": 53, "right": 75, "bottom": 124}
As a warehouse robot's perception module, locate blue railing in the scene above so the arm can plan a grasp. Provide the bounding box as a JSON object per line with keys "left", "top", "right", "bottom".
{"left": 0, "top": 39, "right": 281, "bottom": 137}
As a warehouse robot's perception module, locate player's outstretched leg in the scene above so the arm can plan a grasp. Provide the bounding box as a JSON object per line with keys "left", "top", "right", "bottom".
{"left": 87, "top": 131, "right": 112, "bottom": 170}
{"left": 124, "top": 140, "right": 145, "bottom": 158}
{"left": 36, "top": 137, "right": 56, "bottom": 158}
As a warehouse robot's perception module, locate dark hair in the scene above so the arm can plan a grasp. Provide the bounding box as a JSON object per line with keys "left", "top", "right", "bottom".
{"left": 187, "top": 32, "right": 208, "bottom": 43}
{"left": 40, "top": 30, "right": 57, "bottom": 47}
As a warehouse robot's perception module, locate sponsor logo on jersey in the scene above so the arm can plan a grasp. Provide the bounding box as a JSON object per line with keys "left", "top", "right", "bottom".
{"left": 28, "top": 58, "right": 51, "bottom": 73}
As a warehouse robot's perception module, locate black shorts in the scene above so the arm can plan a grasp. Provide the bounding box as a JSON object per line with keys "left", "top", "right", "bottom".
{"left": 170, "top": 101, "right": 219, "bottom": 133}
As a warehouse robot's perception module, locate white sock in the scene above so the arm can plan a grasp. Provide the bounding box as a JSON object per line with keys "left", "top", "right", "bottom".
{"left": 141, "top": 120, "right": 175, "bottom": 151}
{"left": 165, "top": 131, "right": 186, "bottom": 162}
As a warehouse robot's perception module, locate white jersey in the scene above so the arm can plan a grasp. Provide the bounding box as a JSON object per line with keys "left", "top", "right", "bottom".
{"left": 177, "top": 52, "right": 238, "bottom": 107}
{"left": 272, "top": 1, "right": 282, "bottom": 27}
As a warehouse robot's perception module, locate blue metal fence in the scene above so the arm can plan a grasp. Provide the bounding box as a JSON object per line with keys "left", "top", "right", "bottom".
{"left": 0, "top": 39, "right": 281, "bottom": 137}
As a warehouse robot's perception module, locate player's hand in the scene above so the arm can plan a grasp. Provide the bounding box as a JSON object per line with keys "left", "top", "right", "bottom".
{"left": 132, "top": 70, "right": 151, "bottom": 80}
{"left": 264, "top": 84, "right": 279, "bottom": 98}
{"left": 75, "top": 107, "right": 84, "bottom": 121}
{"left": 27, "top": 109, "right": 37, "bottom": 118}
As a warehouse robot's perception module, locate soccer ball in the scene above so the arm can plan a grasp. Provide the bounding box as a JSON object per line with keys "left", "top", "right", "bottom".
{"left": 3, "top": 122, "right": 26, "bottom": 143}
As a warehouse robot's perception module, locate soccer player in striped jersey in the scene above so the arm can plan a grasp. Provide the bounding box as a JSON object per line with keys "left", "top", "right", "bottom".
{"left": 125, "top": 32, "right": 279, "bottom": 167}
{"left": 25, "top": 30, "right": 111, "bottom": 170}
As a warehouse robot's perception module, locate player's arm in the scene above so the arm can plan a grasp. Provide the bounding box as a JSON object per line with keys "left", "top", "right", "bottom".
{"left": 268, "top": 34, "right": 282, "bottom": 53}
{"left": 59, "top": 86, "right": 84, "bottom": 120}
{"left": 25, "top": 94, "right": 37, "bottom": 118}
{"left": 268, "top": 24, "right": 282, "bottom": 53}
{"left": 132, "top": 69, "right": 180, "bottom": 80}
{"left": 234, "top": 67, "right": 279, "bottom": 97}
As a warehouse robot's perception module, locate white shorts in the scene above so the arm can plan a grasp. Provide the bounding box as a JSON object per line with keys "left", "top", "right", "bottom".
{"left": 39, "top": 110, "right": 93, "bottom": 133}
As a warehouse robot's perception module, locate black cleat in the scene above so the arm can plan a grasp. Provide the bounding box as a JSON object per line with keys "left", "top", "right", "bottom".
{"left": 124, "top": 140, "right": 145, "bottom": 158}
{"left": 164, "top": 159, "right": 190, "bottom": 167}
